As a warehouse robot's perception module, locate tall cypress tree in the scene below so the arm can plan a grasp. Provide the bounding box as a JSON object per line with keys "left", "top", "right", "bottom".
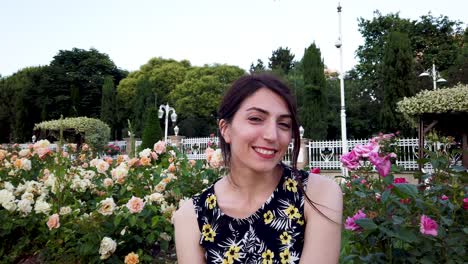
{"left": 300, "top": 43, "right": 328, "bottom": 139}
{"left": 100, "top": 76, "right": 116, "bottom": 139}
{"left": 379, "top": 31, "right": 415, "bottom": 133}
{"left": 140, "top": 107, "right": 163, "bottom": 150}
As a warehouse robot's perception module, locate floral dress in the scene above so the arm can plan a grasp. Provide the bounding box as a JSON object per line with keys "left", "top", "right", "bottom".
{"left": 192, "top": 165, "right": 309, "bottom": 264}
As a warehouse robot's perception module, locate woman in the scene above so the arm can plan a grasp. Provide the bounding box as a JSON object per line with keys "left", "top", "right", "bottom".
{"left": 174, "top": 74, "right": 343, "bottom": 263}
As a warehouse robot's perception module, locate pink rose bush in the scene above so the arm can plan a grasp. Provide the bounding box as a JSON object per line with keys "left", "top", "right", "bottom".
{"left": 0, "top": 139, "right": 219, "bottom": 263}
{"left": 341, "top": 133, "right": 466, "bottom": 263}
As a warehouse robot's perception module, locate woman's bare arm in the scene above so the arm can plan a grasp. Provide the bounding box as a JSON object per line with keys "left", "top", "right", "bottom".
{"left": 173, "top": 199, "right": 206, "bottom": 264}
{"left": 300, "top": 173, "right": 343, "bottom": 264}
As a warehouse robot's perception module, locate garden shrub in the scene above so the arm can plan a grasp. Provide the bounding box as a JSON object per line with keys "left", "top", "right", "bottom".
{"left": 34, "top": 117, "right": 110, "bottom": 151}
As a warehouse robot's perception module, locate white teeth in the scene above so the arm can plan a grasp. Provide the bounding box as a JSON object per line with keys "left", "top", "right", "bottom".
{"left": 254, "top": 148, "right": 275, "bottom": 155}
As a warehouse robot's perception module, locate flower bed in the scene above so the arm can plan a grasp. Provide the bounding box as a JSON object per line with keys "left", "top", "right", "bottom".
{"left": 0, "top": 140, "right": 221, "bottom": 263}
{"left": 339, "top": 133, "right": 467, "bottom": 263}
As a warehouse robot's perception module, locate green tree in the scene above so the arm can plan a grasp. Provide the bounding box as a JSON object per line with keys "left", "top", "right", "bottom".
{"left": 169, "top": 64, "right": 245, "bottom": 136}
{"left": 379, "top": 31, "right": 415, "bottom": 133}
{"left": 269, "top": 47, "right": 295, "bottom": 75}
{"left": 300, "top": 43, "right": 328, "bottom": 140}
{"left": 249, "top": 59, "right": 266, "bottom": 73}
{"left": 100, "top": 76, "right": 117, "bottom": 139}
{"left": 447, "top": 27, "right": 468, "bottom": 85}
{"left": 140, "top": 107, "right": 163, "bottom": 150}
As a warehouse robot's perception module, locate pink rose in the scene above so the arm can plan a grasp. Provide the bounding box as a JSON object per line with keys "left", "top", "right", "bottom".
{"left": 420, "top": 215, "right": 438, "bottom": 236}
{"left": 344, "top": 209, "right": 367, "bottom": 231}
{"left": 463, "top": 197, "right": 468, "bottom": 210}
{"left": 153, "top": 141, "right": 166, "bottom": 154}
{"left": 310, "top": 167, "right": 320, "bottom": 174}
{"left": 47, "top": 213, "right": 60, "bottom": 230}
{"left": 354, "top": 143, "right": 379, "bottom": 158}
{"left": 393, "top": 177, "right": 408, "bottom": 184}
{"left": 151, "top": 151, "right": 158, "bottom": 161}
{"left": 126, "top": 196, "right": 145, "bottom": 214}
{"left": 340, "top": 150, "right": 360, "bottom": 170}
{"left": 440, "top": 195, "right": 449, "bottom": 201}
{"left": 369, "top": 152, "right": 391, "bottom": 177}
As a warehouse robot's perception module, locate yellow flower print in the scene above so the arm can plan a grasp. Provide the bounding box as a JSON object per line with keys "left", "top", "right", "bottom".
{"left": 206, "top": 194, "right": 217, "bottom": 209}
{"left": 280, "top": 248, "right": 291, "bottom": 264}
{"left": 224, "top": 245, "right": 241, "bottom": 261}
{"left": 222, "top": 258, "right": 233, "bottom": 264}
{"left": 284, "top": 204, "right": 301, "bottom": 220}
{"left": 264, "top": 210, "right": 274, "bottom": 224}
{"left": 262, "top": 249, "right": 274, "bottom": 264}
{"left": 279, "top": 231, "right": 292, "bottom": 245}
{"left": 202, "top": 224, "right": 216, "bottom": 242}
{"left": 284, "top": 178, "right": 298, "bottom": 192}
{"left": 297, "top": 217, "right": 305, "bottom": 226}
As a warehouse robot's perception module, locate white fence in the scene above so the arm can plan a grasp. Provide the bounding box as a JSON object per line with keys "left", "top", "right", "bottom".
{"left": 308, "top": 138, "right": 422, "bottom": 171}
{"left": 13, "top": 137, "right": 462, "bottom": 171}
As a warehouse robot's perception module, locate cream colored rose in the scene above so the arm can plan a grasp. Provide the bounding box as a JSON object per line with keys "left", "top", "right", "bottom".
{"left": 47, "top": 213, "right": 60, "bottom": 230}
{"left": 34, "top": 200, "right": 51, "bottom": 214}
{"left": 139, "top": 148, "right": 151, "bottom": 158}
{"left": 209, "top": 149, "right": 224, "bottom": 168}
{"left": 17, "top": 199, "right": 33, "bottom": 215}
{"left": 103, "top": 178, "right": 114, "bottom": 188}
{"left": 205, "top": 147, "right": 215, "bottom": 162}
{"left": 19, "top": 149, "right": 31, "bottom": 157}
{"left": 148, "top": 192, "right": 164, "bottom": 204}
{"left": 99, "top": 237, "right": 117, "bottom": 260}
{"left": 98, "top": 197, "right": 117, "bottom": 216}
{"left": 59, "top": 206, "right": 72, "bottom": 215}
{"left": 96, "top": 160, "right": 110, "bottom": 174}
{"left": 126, "top": 196, "right": 145, "bottom": 214}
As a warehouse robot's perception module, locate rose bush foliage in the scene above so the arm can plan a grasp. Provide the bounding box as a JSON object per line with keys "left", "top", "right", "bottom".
{"left": 0, "top": 140, "right": 221, "bottom": 263}
{"left": 340, "top": 133, "right": 467, "bottom": 263}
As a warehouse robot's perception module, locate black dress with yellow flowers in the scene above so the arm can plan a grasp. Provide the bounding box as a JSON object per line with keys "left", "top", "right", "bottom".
{"left": 192, "top": 165, "right": 309, "bottom": 264}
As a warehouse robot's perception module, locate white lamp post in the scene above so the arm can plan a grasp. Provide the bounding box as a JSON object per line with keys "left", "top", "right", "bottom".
{"left": 419, "top": 62, "right": 447, "bottom": 90}
{"left": 158, "top": 103, "right": 177, "bottom": 142}
{"left": 336, "top": 2, "right": 349, "bottom": 176}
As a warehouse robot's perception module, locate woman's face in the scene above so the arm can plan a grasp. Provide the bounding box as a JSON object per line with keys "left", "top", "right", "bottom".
{"left": 220, "top": 87, "right": 292, "bottom": 174}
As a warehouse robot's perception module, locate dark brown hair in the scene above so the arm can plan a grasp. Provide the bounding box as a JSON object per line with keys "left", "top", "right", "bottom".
{"left": 217, "top": 73, "right": 336, "bottom": 223}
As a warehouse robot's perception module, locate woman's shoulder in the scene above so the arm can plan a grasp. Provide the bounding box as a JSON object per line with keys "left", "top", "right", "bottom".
{"left": 304, "top": 172, "right": 343, "bottom": 223}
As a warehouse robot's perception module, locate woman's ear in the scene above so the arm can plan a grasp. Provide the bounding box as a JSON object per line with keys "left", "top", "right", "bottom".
{"left": 218, "top": 119, "right": 231, "bottom": 144}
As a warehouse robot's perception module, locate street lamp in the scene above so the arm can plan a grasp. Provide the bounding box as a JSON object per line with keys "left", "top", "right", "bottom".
{"left": 299, "top": 126, "right": 305, "bottom": 139}
{"left": 174, "top": 125, "right": 179, "bottom": 137}
{"left": 419, "top": 63, "right": 447, "bottom": 90}
{"left": 336, "top": 2, "right": 349, "bottom": 176}
{"left": 158, "top": 103, "right": 177, "bottom": 142}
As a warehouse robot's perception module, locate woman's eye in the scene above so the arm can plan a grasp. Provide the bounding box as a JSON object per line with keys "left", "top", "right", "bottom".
{"left": 248, "top": 117, "right": 262, "bottom": 122}
{"left": 279, "top": 123, "right": 291, "bottom": 129}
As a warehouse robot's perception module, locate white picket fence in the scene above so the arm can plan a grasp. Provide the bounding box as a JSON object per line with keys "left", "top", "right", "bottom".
{"left": 13, "top": 137, "right": 462, "bottom": 171}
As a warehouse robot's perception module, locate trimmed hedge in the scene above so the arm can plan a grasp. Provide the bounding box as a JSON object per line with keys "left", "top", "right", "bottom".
{"left": 34, "top": 117, "right": 110, "bottom": 150}
{"left": 397, "top": 83, "right": 468, "bottom": 123}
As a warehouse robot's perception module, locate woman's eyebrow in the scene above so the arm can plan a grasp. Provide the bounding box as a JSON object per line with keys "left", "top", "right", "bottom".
{"left": 245, "top": 107, "right": 292, "bottom": 119}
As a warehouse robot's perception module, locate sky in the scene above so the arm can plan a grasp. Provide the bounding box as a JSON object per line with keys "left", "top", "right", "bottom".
{"left": 1, "top": 0, "right": 467, "bottom": 77}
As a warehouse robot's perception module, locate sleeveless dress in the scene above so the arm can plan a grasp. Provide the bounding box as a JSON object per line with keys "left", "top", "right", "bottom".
{"left": 192, "top": 165, "right": 310, "bottom": 264}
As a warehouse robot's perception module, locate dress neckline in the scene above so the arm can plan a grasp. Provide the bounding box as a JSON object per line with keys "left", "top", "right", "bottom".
{"left": 211, "top": 165, "right": 288, "bottom": 222}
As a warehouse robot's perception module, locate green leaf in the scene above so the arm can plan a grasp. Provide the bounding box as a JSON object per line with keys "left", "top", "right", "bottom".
{"left": 114, "top": 215, "right": 122, "bottom": 226}
{"left": 353, "top": 191, "right": 366, "bottom": 198}
{"left": 355, "top": 218, "right": 378, "bottom": 231}
{"left": 381, "top": 189, "right": 391, "bottom": 203}
{"left": 393, "top": 228, "right": 418, "bottom": 243}
{"left": 441, "top": 216, "right": 453, "bottom": 226}
{"left": 129, "top": 215, "right": 137, "bottom": 227}
{"left": 393, "top": 184, "right": 418, "bottom": 198}
{"left": 391, "top": 215, "right": 405, "bottom": 225}
{"left": 151, "top": 216, "right": 159, "bottom": 228}
{"left": 463, "top": 228, "right": 468, "bottom": 234}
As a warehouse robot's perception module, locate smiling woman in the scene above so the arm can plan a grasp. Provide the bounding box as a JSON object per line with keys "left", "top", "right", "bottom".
{"left": 173, "top": 74, "right": 343, "bottom": 264}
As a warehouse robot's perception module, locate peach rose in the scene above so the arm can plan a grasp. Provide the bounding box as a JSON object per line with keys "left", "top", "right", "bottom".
{"left": 126, "top": 196, "right": 145, "bottom": 214}
{"left": 47, "top": 213, "right": 60, "bottom": 230}
{"left": 124, "top": 252, "right": 139, "bottom": 264}
{"left": 140, "top": 156, "right": 151, "bottom": 166}
{"left": 168, "top": 163, "right": 176, "bottom": 172}
{"left": 153, "top": 141, "right": 166, "bottom": 154}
